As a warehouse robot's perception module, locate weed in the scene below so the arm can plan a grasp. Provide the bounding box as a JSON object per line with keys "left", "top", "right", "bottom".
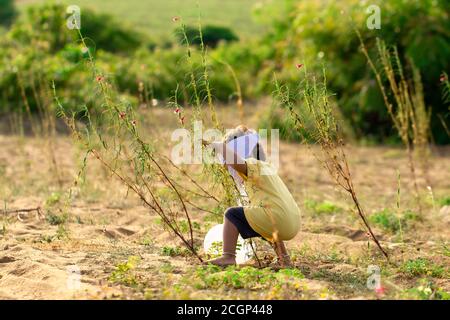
{"left": 54, "top": 24, "right": 216, "bottom": 262}
{"left": 160, "top": 262, "right": 175, "bottom": 274}
{"left": 161, "top": 246, "right": 190, "bottom": 257}
{"left": 305, "top": 199, "right": 342, "bottom": 215}
{"left": 192, "top": 265, "right": 304, "bottom": 291}
{"left": 276, "top": 68, "right": 388, "bottom": 259}
{"left": 438, "top": 196, "right": 450, "bottom": 206}
{"left": 46, "top": 212, "right": 67, "bottom": 226}
{"left": 369, "top": 209, "right": 418, "bottom": 233}
{"left": 401, "top": 258, "right": 446, "bottom": 278}
{"left": 39, "top": 234, "right": 54, "bottom": 243}
{"left": 404, "top": 279, "right": 450, "bottom": 300}
{"left": 109, "top": 256, "right": 141, "bottom": 287}
{"left": 357, "top": 34, "right": 431, "bottom": 209}
{"left": 56, "top": 225, "right": 69, "bottom": 240}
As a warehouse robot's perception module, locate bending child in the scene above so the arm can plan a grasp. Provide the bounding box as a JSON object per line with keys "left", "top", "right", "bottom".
{"left": 203, "top": 125, "right": 301, "bottom": 267}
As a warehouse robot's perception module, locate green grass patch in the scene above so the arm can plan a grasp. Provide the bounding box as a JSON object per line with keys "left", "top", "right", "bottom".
{"left": 369, "top": 209, "right": 419, "bottom": 233}
{"left": 46, "top": 212, "right": 67, "bottom": 225}
{"left": 191, "top": 265, "right": 304, "bottom": 290}
{"left": 438, "top": 196, "right": 450, "bottom": 206}
{"left": 400, "top": 258, "right": 446, "bottom": 278}
{"left": 109, "top": 256, "right": 141, "bottom": 287}
{"left": 304, "top": 199, "right": 342, "bottom": 215}
{"left": 404, "top": 279, "right": 450, "bottom": 300}
{"left": 161, "top": 246, "right": 190, "bottom": 257}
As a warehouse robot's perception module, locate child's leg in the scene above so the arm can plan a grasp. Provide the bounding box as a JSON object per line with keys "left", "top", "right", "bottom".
{"left": 207, "top": 213, "right": 239, "bottom": 266}
{"left": 272, "top": 240, "right": 293, "bottom": 267}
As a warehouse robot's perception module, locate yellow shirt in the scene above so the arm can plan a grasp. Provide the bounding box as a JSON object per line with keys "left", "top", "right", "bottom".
{"left": 239, "top": 158, "right": 301, "bottom": 242}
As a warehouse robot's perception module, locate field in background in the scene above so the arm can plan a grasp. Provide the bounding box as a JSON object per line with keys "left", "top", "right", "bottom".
{"left": 17, "top": 0, "right": 263, "bottom": 38}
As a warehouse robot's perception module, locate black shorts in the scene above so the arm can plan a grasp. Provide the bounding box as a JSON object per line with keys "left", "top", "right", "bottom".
{"left": 225, "top": 207, "right": 262, "bottom": 239}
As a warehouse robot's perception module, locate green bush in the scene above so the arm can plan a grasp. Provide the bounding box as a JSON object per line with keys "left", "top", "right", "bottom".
{"left": 0, "top": 3, "right": 245, "bottom": 117}
{"left": 0, "top": 3, "right": 149, "bottom": 117}
{"left": 9, "top": 3, "right": 144, "bottom": 54}
{"left": 255, "top": 0, "right": 450, "bottom": 144}
{"left": 177, "top": 24, "right": 238, "bottom": 48}
{"left": 0, "top": 0, "right": 17, "bottom": 28}
{"left": 304, "top": 199, "right": 342, "bottom": 215}
{"left": 369, "top": 209, "right": 419, "bottom": 233}
{"left": 401, "top": 258, "right": 446, "bottom": 278}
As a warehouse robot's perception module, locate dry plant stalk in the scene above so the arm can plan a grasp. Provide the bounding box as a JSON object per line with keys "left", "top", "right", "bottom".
{"left": 357, "top": 33, "right": 431, "bottom": 209}
{"left": 175, "top": 21, "right": 245, "bottom": 210}
{"left": 53, "top": 26, "right": 225, "bottom": 263}
{"left": 276, "top": 69, "right": 388, "bottom": 259}
{"left": 439, "top": 72, "right": 450, "bottom": 137}
{"left": 2, "top": 206, "right": 44, "bottom": 221}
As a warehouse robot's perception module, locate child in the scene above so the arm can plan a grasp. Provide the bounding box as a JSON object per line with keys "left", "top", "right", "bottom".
{"left": 203, "top": 125, "right": 301, "bottom": 267}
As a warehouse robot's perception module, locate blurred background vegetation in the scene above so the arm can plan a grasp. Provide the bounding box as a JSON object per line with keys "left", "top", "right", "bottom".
{"left": 1, "top": 0, "right": 449, "bottom": 144}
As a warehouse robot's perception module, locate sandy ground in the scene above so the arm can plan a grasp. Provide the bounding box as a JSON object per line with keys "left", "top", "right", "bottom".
{"left": 0, "top": 103, "right": 449, "bottom": 299}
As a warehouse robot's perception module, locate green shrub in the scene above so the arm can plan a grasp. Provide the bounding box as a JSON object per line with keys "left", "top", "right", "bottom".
{"left": 193, "top": 265, "right": 304, "bottom": 290}
{"left": 401, "top": 258, "right": 446, "bottom": 278}
{"left": 405, "top": 279, "right": 450, "bottom": 300}
{"left": 46, "top": 213, "right": 66, "bottom": 226}
{"left": 10, "top": 3, "right": 144, "bottom": 54}
{"left": 0, "top": 0, "right": 17, "bottom": 28}
{"left": 161, "top": 246, "right": 189, "bottom": 257}
{"left": 369, "top": 209, "right": 418, "bottom": 233}
{"left": 109, "top": 256, "right": 140, "bottom": 287}
{"left": 177, "top": 24, "right": 238, "bottom": 48}
{"left": 0, "top": 4, "right": 145, "bottom": 116}
{"left": 439, "top": 196, "right": 450, "bottom": 206}
{"left": 255, "top": 0, "right": 450, "bottom": 144}
{"left": 304, "top": 199, "right": 342, "bottom": 215}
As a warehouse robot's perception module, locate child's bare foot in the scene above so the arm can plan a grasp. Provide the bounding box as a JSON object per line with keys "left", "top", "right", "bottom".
{"left": 206, "top": 254, "right": 236, "bottom": 266}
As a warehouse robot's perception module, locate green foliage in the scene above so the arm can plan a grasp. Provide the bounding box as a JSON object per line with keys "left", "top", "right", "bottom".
{"left": 161, "top": 246, "right": 190, "bottom": 257}
{"left": 177, "top": 24, "right": 238, "bottom": 48}
{"left": 193, "top": 265, "right": 304, "bottom": 290}
{"left": 45, "top": 192, "right": 62, "bottom": 207}
{"left": 438, "top": 196, "right": 450, "bottom": 206}
{"left": 405, "top": 279, "right": 450, "bottom": 300}
{"left": 0, "top": 0, "right": 17, "bottom": 28}
{"left": 46, "top": 212, "right": 67, "bottom": 226}
{"left": 304, "top": 199, "right": 342, "bottom": 215}
{"left": 0, "top": 3, "right": 245, "bottom": 117}
{"left": 109, "top": 256, "right": 140, "bottom": 287}
{"left": 401, "top": 258, "right": 446, "bottom": 278}
{"left": 369, "top": 209, "right": 418, "bottom": 233}
{"left": 256, "top": 0, "right": 450, "bottom": 144}
{"left": 10, "top": 3, "right": 143, "bottom": 54}
{"left": 259, "top": 106, "right": 306, "bottom": 142}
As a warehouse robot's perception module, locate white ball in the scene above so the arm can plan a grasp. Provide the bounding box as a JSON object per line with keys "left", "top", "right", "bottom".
{"left": 203, "top": 224, "right": 253, "bottom": 264}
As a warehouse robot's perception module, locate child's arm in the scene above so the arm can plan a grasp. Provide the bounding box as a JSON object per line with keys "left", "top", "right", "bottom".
{"left": 203, "top": 140, "right": 248, "bottom": 176}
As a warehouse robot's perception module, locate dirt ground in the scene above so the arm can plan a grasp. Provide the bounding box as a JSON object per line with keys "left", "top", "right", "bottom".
{"left": 0, "top": 103, "right": 449, "bottom": 299}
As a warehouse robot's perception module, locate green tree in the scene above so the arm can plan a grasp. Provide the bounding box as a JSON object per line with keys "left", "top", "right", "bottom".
{"left": 0, "top": 0, "right": 17, "bottom": 27}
